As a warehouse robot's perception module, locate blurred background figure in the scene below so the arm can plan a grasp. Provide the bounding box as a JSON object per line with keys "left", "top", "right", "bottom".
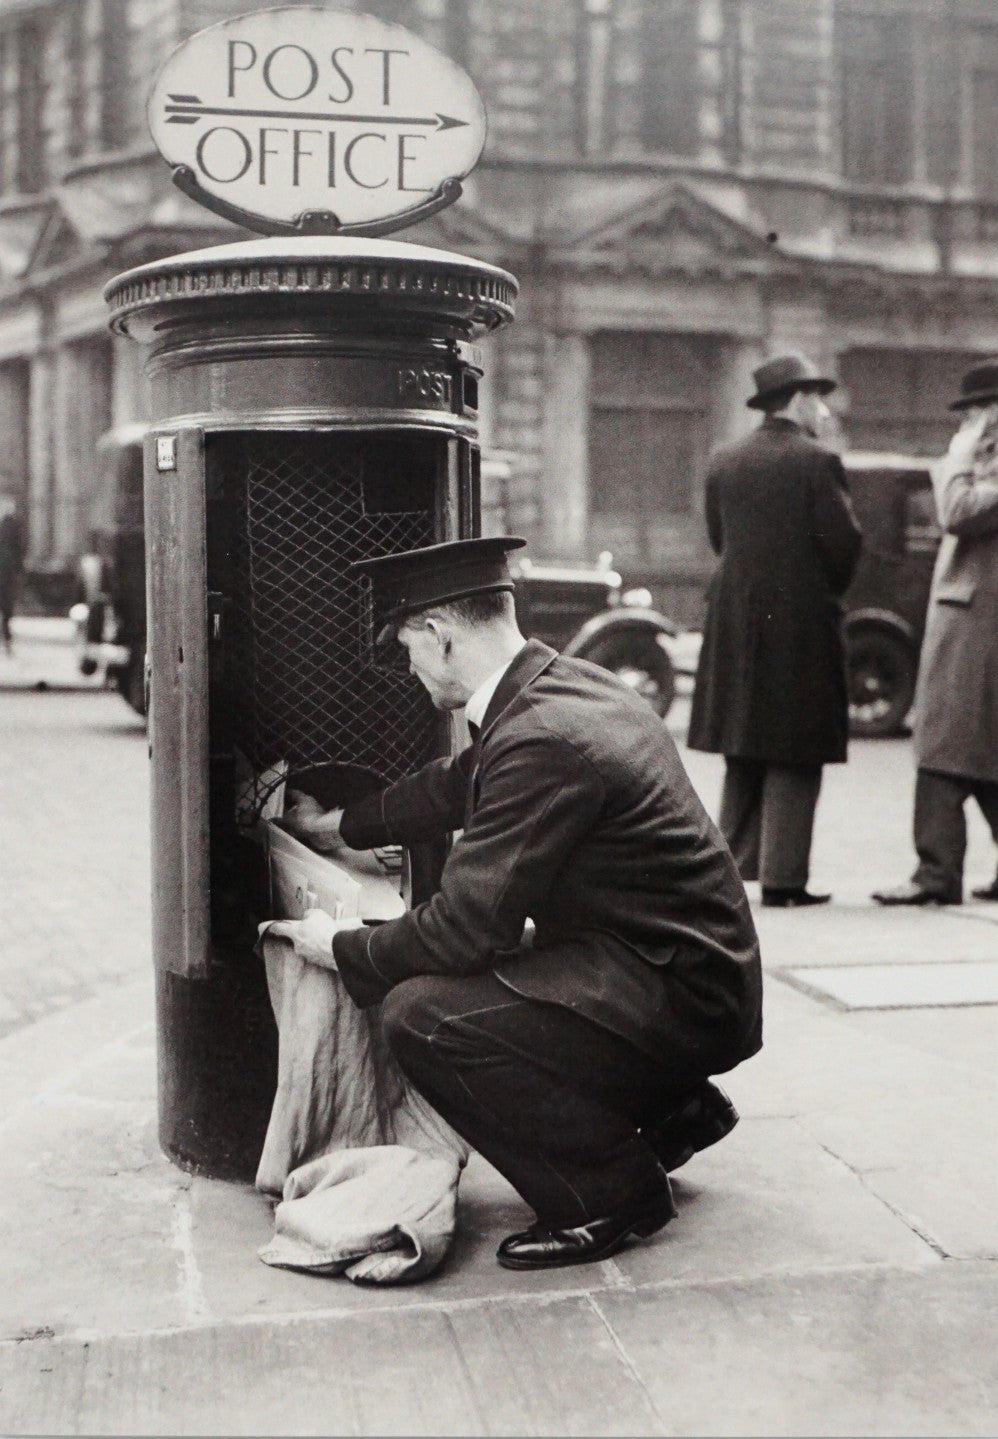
{"left": 873, "top": 360, "right": 998, "bottom": 907}
{"left": 688, "top": 353, "right": 863, "bottom": 908}
{"left": 0, "top": 484, "right": 25, "bottom": 655}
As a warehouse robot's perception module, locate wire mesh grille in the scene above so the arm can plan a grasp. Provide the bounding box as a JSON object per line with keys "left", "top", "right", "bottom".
{"left": 217, "top": 433, "right": 440, "bottom": 826}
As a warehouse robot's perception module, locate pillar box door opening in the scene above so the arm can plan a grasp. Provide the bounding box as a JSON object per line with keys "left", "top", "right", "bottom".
{"left": 107, "top": 238, "right": 516, "bottom": 1178}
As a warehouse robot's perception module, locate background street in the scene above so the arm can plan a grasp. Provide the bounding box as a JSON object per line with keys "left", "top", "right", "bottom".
{"left": 1, "top": 626, "right": 997, "bottom": 1436}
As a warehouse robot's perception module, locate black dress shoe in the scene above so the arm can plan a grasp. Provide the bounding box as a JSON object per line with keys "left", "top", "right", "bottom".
{"left": 762, "top": 887, "right": 831, "bottom": 908}
{"left": 496, "top": 1189, "right": 676, "bottom": 1271}
{"left": 971, "top": 880, "right": 998, "bottom": 901}
{"left": 640, "top": 1081, "right": 739, "bottom": 1172}
{"left": 871, "top": 883, "right": 958, "bottom": 906}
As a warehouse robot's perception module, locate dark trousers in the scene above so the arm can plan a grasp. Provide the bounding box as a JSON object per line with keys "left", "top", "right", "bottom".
{"left": 380, "top": 970, "right": 703, "bottom": 1228}
{"left": 912, "top": 767, "right": 998, "bottom": 900}
{"left": 718, "top": 758, "right": 823, "bottom": 889}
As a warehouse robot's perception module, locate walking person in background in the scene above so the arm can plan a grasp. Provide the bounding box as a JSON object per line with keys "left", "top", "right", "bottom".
{"left": 873, "top": 359, "right": 998, "bottom": 907}
{"left": 0, "top": 485, "right": 25, "bottom": 655}
{"left": 688, "top": 352, "right": 863, "bottom": 908}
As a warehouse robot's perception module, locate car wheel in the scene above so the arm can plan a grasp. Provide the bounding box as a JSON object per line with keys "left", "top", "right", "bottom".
{"left": 847, "top": 627, "right": 916, "bottom": 738}
{"left": 582, "top": 630, "right": 676, "bottom": 717}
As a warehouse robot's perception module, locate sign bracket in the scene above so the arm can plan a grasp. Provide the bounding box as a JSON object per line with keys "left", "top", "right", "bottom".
{"left": 171, "top": 165, "right": 465, "bottom": 239}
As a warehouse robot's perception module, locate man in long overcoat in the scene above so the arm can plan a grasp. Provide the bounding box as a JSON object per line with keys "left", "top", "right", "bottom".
{"left": 0, "top": 488, "right": 25, "bottom": 654}
{"left": 688, "top": 353, "right": 863, "bottom": 907}
{"left": 271, "top": 537, "right": 762, "bottom": 1271}
{"left": 874, "top": 359, "right": 998, "bottom": 905}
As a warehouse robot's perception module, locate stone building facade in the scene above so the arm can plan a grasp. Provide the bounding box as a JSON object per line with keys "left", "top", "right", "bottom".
{"left": 0, "top": 0, "right": 996, "bottom": 616}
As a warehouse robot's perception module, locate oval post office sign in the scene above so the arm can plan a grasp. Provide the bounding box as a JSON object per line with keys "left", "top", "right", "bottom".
{"left": 147, "top": 6, "right": 488, "bottom": 236}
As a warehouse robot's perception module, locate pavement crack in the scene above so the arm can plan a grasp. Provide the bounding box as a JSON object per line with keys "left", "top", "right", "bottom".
{"left": 807, "top": 1126, "right": 953, "bottom": 1260}
{"left": 586, "top": 1293, "right": 671, "bottom": 1436}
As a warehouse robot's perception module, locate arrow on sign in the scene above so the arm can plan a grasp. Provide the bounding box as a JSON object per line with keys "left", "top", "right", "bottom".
{"left": 165, "top": 96, "right": 468, "bottom": 130}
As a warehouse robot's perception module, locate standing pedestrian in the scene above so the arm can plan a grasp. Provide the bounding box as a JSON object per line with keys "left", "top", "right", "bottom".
{"left": 272, "top": 537, "right": 763, "bottom": 1271}
{"left": 873, "top": 359, "right": 998, "bottom": 906}
{"left": 0, "top": 486, "right": 25, "bottom": 655}
{"left": 688, "top": 352, "right": 863, "bottom": 907}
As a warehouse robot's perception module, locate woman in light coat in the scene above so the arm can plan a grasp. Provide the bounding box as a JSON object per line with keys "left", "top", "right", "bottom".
{"left": 874, "top": 361, "right": 998, "bottom": 905}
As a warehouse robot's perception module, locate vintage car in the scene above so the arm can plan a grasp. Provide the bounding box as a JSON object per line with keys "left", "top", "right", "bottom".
{"left": 842, "top": 451, "right": 939, "bottom": 738}
{"left": 72, "top": 433, "right": 682, "bottom": 720}
{"left": 511, "top": 554, "right": 680, "bottom": 716}
{"left": 70, "top": 423, "right": 147, "bottom": 714}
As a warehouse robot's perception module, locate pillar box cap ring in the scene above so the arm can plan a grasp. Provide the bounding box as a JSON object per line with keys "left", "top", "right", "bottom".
{"left": 105, "top": 235, "right": 517, "bottom": 342}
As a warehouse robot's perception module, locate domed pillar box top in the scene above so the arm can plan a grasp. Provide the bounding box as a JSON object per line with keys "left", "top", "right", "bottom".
{"left": 105, "top": 236, "right": 517, "bottom": 431}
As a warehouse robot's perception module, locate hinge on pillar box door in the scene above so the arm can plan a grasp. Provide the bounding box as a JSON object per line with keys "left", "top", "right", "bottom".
{"left": 207, "top": 590, "right": 229, "bottom": 644}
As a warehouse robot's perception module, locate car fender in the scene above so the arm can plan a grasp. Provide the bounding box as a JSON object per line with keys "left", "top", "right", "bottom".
{"left": 565, "top": 607, "right": 679, "bottom": 659}
{"left": 845, "top": 608, "right": 917, "bottom": 647}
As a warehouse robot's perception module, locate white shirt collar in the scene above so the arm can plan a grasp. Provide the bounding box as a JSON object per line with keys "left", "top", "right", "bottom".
{"left": 464, "top": 644, "right": 528, "bottom": 730}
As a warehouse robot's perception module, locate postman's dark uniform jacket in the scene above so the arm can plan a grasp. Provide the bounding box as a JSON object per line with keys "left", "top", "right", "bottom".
{"left": 333, "top": 639, "right": 762, "bottom": 1070}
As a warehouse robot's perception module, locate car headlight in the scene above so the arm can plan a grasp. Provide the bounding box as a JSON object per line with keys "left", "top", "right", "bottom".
{"left": 621, "top": 587, "right": 653, "bottom": 609}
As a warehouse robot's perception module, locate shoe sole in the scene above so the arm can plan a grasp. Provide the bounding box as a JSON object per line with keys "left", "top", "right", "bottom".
{"left": 646, "top": 1085, "right": 739, "bottom": 1173}
{"left": 496, "top": 1200, "right": 674, "bottom": 1271}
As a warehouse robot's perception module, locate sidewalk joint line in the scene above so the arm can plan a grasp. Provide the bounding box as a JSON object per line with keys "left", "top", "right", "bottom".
{"left": 171, "top": 1191, "right": 208, "bottom": 1324}
{"left": 808, "top": 1129, "right": 952, "bottom": 1260}
{"left": 586, "top": 1292, "right": 669, "bottom": 1434}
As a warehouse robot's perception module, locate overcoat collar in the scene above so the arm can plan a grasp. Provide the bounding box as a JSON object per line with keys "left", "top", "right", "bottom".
{"left": 479, "top": 638, "right": 558, "bottom": 741}
{"left": 760, "top": 415, "right": 802, "bottom": 436}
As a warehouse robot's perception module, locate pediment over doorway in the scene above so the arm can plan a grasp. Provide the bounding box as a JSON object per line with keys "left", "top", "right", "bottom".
{"left": 553, "top": 182, "right": 791, "bottom": 279}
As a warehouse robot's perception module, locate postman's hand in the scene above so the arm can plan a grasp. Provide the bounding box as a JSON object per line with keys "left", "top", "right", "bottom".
{"left": 283, "top": 789, "right": 347, "bottom": 853}
{"left": 259, "top": 908, "right": 363, "bottom": 970}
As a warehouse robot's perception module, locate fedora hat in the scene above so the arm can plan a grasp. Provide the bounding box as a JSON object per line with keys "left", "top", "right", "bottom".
{"left": 949, "top": 358, "right": 998, "bottom": 410}
{"left": 746, "top": 352, "right": 837, "bottom": 410}
{"left": 351, "top": 535, "right": 526, "bottom": 643}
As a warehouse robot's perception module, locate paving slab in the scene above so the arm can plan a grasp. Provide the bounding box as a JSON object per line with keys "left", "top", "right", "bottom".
{"left": 189, "top": 1153, "right": 632, "bottom": 1323}
{"left": 782, "top": 958, "right": 998, "bottom": 1009}
{"left": 594, "top": 1262, "right": 998, "bottom": 1437}
{"left": 617, "top": 1116, "right": 934, "bottom": 1288}
{"left": 0, "top": 1296, "right": 662, "bottom": 1437}
{"left": 844, "top": 1004, "right": 998, "bottom": 1076}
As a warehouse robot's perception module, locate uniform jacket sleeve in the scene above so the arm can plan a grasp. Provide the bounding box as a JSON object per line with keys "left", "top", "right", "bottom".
{"left": 932, "top": 450, "right": 998, "bottom": 539}
{"left": 334, "top": 728, "right": 605, "bottom": 1007}
{"left": 809, "top": 451, "right": 863, "bottom": 595}
{"left": 339, "top": 749, "right": 474, "bottom": 849}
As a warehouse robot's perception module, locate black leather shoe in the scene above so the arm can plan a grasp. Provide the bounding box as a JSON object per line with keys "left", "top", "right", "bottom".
{"left": 762, "top": 887, "right": 831, "bottom": 908}
{"left": 640, "top": 1081, "right": 739, "bottom": 1173}
{"left": 871, "top": 883, "right": 959, "bottom": 906}
{"left": 971, "top": 880, "right": 998, "bottom": 901}
{"left": 496, "top": 1189, "right": 676, "bottom": 1271}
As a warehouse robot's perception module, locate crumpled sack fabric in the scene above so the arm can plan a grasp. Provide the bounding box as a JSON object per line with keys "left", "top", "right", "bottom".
{"left": 259, "top": 1146, "right": 462, "bottom": 1284}
{"left": 255, "top": 927, "right": 469, "bottom": 1284}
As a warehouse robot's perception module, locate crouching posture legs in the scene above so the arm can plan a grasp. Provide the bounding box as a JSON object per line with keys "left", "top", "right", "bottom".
{"left": 380, "top": 971, "right": 736, "bottom": 1269}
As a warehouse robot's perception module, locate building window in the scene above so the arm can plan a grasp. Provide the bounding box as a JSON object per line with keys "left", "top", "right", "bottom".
{"left": 5, "top": 19, "right": 50, "bottom": 194}
{"left": 966, "top": 25, "right": 998, "bottom": 198}
{"left": 837, "top": 9, "right": 914, "bottom": 185}
{"left": 841, "top": 348, "right": 983, "bottom": 455}
{"left": 588, "top": 332, "right": 717, "bottom": 564}
{"left": 638, "top": 0, "right": 700, "bottom": 156}
{"left": 576, "top": 0, "right": 615, "bottom": 156}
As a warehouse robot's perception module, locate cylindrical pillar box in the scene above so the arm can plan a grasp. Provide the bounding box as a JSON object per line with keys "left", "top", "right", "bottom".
{"left": 105, "top": 237, "right": 517, "bottom": 1179}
